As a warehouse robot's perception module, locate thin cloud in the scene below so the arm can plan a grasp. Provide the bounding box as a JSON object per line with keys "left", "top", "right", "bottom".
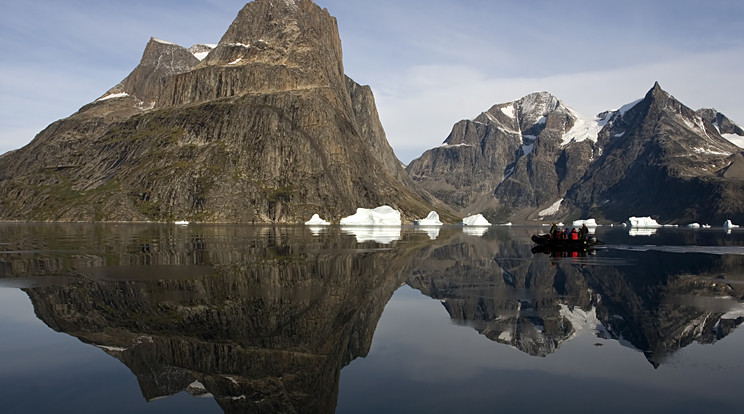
{"left": 1, "top": 0, "right": 743, "bottom": 163}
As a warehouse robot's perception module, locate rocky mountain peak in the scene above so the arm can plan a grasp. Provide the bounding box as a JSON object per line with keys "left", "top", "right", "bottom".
{"left": 159, "top": 0, "right": 347, "bottom": 109}
{"left": 101, "top": 37, "right": 199, "bottom": 104}
{"left": 204, "top": 0, "right": 342, "bottom": 78}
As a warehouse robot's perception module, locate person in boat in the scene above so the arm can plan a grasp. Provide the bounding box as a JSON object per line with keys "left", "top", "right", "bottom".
{"left": 570, "top": 228, "right": 579, "bottom": 240}
{"left": 579, "top": 224, "right": 589, "bottom": 240}
{"left": 550, "top": 222, "right": 558, "bottom": 238}
{"left": 564, "top": 228, "right": 570, "bottom": 239}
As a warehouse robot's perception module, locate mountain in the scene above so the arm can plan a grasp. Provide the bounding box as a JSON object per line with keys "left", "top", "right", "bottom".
{"left": 0, "top": 0, "right": 450, "bottom": 224}
{"left": 406, "top": 91, "right": 604, "bottom": 221}
{"left": 407, "top": 83, "right": 744, "bottom": 224}
{"left": 563, "top": 83, "right": 744, "bottom": 224}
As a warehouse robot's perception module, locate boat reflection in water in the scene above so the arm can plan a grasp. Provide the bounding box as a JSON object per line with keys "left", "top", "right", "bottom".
{"left": 1, "top": 224, "right": 743, "bottom": 413}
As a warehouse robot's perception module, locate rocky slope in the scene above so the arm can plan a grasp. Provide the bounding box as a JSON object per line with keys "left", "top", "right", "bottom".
{"left": 407, "top": 83, "right": 744, "bottom": 224}
{"left": 0, "top": 0, "right": 449, "bottom": 224}
{"left": 562, "top": 83, "right": 744, "bottom": 224}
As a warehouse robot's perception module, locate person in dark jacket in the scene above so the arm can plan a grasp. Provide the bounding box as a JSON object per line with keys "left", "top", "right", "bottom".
{"left": 579, "top": 224, "right": 589, "bottom": 240}
{"left": 550, "top": 223, "right": 558, "bottom": 238}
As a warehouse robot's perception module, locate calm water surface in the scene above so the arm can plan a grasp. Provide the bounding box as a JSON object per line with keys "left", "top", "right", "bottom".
{"left": 1, "top": 223, "right": 743, "bottom": 413}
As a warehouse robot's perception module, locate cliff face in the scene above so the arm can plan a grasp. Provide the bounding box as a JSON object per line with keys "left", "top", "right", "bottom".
{"left": 406, "top": 92, "right": 597, "bottom": 221}
{"left": 563, "top": 83, "right": 744, "bottom": 223}
{"left": 0, "top": 0, "right": 449, "bottom": 223}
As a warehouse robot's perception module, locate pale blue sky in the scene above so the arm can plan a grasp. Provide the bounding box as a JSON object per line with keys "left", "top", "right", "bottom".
{"left": 2, "top": 0, "right": 743, "bottom": 162}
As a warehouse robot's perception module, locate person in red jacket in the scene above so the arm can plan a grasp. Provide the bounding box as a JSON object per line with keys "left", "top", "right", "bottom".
{"left": 570, "top": 228, "right": 579, "bottom": 240}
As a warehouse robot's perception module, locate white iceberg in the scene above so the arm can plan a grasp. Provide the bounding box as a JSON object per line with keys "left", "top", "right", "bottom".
{"left": 572, "top": 218, "right": 598, "bottom": 227}
{"left": 724, "top": 220, "right": 740, "bottom": 228}
{"left": 174, "top": 220, "right": 189, "bottom": 226}
{"left": 341, "top": 226, "right": 401, "bottom": 244}
{"left": 687, "top": 223, "right": 701, "bottom": 228}
{"left": 462, "top": 214, "right": 491, "bottom": 226}
{"left": 414, "top": 211, "right": 443, "bottom": 226}
{"left": 305, "top": 214, "right": 330, "bottom": 225}
{"left": 627, "top": 216, "right": 661, "bottom": 228}
{"left": 340, "top": 206, "right": 402, "bottom": 226}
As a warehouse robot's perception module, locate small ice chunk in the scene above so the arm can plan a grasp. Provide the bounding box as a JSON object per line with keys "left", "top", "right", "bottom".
{"left": 627, "top": 216, "right": 661, "bottom": 228}
{"left": 415, "top": 211, "right": 443, "bottom": 226}
{"left": 305, "top": 214, "right": 330, "bottom": 225}
{"left": 724, "top": 220, "right": 740, "bottom": 228}
{"left": 340, "top": 206, "right": 401, "bottom": 226}
{"left": 462, "top": 214, "right": 491, "bottom": 226}
{"left": 687, "top": 223, "right": 701, "bottom": 228}
{"left": 572, "top": 218, "right": 598, "bottom": 227}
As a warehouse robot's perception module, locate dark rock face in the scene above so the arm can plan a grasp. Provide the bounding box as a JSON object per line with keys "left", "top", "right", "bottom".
{"left": 408, "top": 84, "right": 744, "bottom": 224}
{"left": 563, "top": 83, "right": 744, "bottom": 224}
{"left": 0, "top": 0, "right": 449, "bottom": 223}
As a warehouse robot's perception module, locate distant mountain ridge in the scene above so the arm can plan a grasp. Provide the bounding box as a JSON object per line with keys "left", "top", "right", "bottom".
{"left": 407, "top": 82, "right": 744, "bottom": 224}
{"left": 0, "top": 0, "right": 451, "bottom": 223}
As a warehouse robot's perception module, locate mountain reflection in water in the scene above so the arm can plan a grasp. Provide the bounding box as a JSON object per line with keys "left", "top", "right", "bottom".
{"left": 0, "top": 223, "right": 743, "bottom": 413}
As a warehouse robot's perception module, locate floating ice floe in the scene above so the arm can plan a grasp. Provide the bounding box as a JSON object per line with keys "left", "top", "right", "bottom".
{"left": 627, "top": 216, "right": 661, "bottom": 228}
{"left": 687, "top": 223, "right": 701, "bottom": 228}
{"left": 414, "top": 211, "right": 443, "bottom": 226}
{"left": 305, "top": 214, "right": 330, "bottom": 225}
{"left": 340, "top": 206, "right": 401, "bottom": 226}
{"left": 572, "top": 218, "right": 598, "bottom": 227}
{"left": 174, "top": 220, "right": 189, "bottom": 226}
{"left": 724, "top": 220, "right": 740, "bottom": 228}
{"left": 462, "top": 214, "right": 491, "bottom": 226}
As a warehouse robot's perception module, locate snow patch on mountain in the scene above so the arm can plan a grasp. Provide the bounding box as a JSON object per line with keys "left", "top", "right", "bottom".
{"left": 561, "top": 109, "right": 611, "bottom": 146}
{"left": 538, "top": 198, "right": 563, "bottom": 217}
{"left": 97, "top": 92, "right": 129, "bottom": 101}
{"left": 722, "top": 133, "right": 744, "bottom": 148}
{"left": 617, "top": 99, "right": 642, "bottom": 117}
{"left": 500, "top": 104, "right": 516, "bottom": 119}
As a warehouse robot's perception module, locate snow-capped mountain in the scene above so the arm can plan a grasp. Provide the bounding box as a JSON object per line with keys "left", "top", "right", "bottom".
{"left": 406, "top": 91, "right": 605, "bottom": 219}
{"left": 407, "top": 83, "right": 744, "bottom": 224}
